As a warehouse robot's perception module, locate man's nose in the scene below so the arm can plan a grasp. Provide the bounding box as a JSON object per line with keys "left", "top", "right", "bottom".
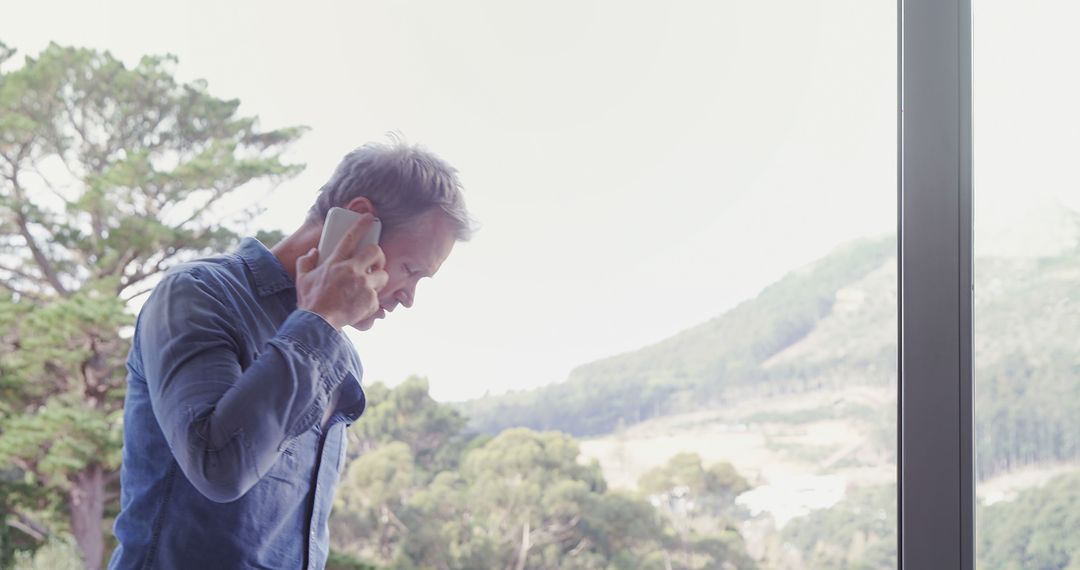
{"left": 398, "top": 287, "right": 414, "bottom": 309}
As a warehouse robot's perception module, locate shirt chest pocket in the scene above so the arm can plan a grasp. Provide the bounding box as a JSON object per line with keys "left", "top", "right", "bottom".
{"left": 277, "top": 424, "right": 321, "bottom": 473}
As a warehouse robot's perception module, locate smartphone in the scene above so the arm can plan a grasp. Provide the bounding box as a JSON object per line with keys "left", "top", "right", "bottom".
{"left": 317, "top": 207, "right": 382, "bottom": 266}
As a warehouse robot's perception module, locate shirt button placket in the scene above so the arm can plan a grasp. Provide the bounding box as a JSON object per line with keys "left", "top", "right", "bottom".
{"left": 307, "top": 481, "right": 319, "bottom": 568}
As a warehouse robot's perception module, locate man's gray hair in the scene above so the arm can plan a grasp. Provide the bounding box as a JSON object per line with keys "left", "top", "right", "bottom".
{"left": 307, "top": 139, "right": 476, "bottom": 240}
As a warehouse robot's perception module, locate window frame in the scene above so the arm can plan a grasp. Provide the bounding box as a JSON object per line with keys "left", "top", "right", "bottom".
{"left": 898, "top": 0, "right": 975, "bottom": 567}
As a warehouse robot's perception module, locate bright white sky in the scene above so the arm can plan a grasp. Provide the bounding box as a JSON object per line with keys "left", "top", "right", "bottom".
{"left": 5, "top": 0, "right": 1076, "bottom": 401}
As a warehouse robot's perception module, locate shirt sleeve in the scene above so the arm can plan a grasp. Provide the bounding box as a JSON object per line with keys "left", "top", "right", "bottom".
{"left": 138, "top": 269, "right": 355, "bottom": 503}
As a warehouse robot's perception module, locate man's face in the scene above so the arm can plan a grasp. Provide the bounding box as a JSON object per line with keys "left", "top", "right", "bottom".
{"left": 352, "top": 208, "right": 458, "bottom": 331}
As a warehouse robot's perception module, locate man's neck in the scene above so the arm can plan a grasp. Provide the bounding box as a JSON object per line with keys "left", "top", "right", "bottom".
{"left": 270, "top": 223, "right": 322, "bottom": 283}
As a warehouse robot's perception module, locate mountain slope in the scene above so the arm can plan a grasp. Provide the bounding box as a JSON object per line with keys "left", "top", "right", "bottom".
{"left": 457, "top": 237, "right": 897, "bottom": 437}
{"left": 457, "top": 218, "right": 1079, "bottom": 480}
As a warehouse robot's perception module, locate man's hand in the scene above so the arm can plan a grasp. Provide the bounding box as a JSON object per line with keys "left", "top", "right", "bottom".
{"left": 295, "top": 214, "right": 388, "bottom": 329}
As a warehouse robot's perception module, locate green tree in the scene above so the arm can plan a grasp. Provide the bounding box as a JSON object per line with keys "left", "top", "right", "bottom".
{"left": 639, "top": 453, "right": 751, "bottom": 504}
{"left": 638, "top": 453, "right": 757, "bottom": 570}
{"left": 781, "top": 485, "right": 896, "bottom": 570}
{"left": 332, "top": 378, "right": 765, "bottom": 569}
{"left": 0, "top": 41, "right": 304, "bottom": 568}
{"left": 977, "top": 473, "right": 1080, "bottom": 570}
{"left": 333, "top": 378, "right": 470, "bottom": 566}
{"left": 399, "top": 428, "right": 670, "bottom": 570}
{"left": 335, "top": 442, "right": 418, "bottom": 563}
{"left": 352, "top": 377, "right": 468, "bottom": 472}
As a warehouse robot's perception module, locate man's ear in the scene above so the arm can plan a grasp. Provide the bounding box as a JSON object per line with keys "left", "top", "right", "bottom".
{"left": 342, "top": 196, "right": 378, "bottom": 217}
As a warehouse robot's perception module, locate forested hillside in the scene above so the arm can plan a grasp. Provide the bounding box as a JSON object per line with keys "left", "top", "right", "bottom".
{"left": 458, "top": 238, "right": 896, "bottom": 437}
{"left": 460, "top": 228, "right": 1080, "bottom": 480}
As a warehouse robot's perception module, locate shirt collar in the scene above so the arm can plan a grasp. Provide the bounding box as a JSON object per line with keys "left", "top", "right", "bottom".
{"left": 235, "top": 237, "right": 295, "bottom": 297}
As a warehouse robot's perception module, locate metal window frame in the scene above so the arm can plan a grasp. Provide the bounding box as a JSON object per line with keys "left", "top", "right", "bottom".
{"left": 898, "top": 0, "right": 975, "bottom": 567}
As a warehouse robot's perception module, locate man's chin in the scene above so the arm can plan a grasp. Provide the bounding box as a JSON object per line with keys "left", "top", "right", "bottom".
{"left": 351, "top": 317, "right": 378, "bottom": 332}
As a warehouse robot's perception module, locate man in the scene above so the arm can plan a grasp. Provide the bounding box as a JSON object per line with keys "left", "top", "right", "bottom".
{"left": 108, "top": 140, "right": 474, "bottom": 570}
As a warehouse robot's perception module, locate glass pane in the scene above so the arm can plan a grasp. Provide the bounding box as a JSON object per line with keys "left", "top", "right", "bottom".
{"left": 2, "top": 2, "right": 897, "bottom": 569}
{"left": 334, "top": 3, "right": 899, "bottom": 569}
{"left": 974, "top": 1, "right": 1080, "bottom": 568}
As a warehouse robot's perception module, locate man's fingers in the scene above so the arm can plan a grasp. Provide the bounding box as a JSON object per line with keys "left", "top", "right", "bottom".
{"left": 345, "top": 244, "right": 386, "bottom": 275}
{"left": 330, "top": 213, "right": 377, "bottom": 262}
{"left": 368, "top": 269, "right": 390, "bottom": 292}
{"left": 356, "top": 244, "right": 386, "bottom": 271}
{"left": 296, "top": 248, "right": 318, "bottom": 275}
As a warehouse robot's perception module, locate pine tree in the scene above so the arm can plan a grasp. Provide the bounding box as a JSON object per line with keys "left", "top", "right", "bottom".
{"left": 0, "top": 41, "right": 305, "bottom": 569}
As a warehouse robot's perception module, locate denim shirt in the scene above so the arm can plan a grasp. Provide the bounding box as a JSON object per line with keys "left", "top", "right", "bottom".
{"left": 108, "top": 238, "right": 367, "bottom": 570}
